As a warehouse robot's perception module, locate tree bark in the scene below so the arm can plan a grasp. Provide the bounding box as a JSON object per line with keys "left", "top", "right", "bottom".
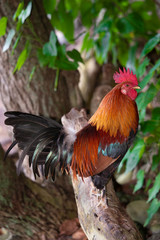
{"left": 0, "top": 145, "right": 77, "bottom": 240}
{"left": 62, "top": 108, "right": 143, "bottom": 240}
{"left": 0, "top": 1, "right": 79, "bottom": 238}
{"left": 0, "top": 0, "right": 82, "bottom": 118}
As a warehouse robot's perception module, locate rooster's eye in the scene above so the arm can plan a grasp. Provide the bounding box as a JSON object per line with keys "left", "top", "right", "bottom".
{"left": 125, "top": 84, "right": 129, "bottom": 87}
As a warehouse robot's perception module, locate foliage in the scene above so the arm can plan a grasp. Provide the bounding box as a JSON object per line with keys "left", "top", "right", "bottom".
{"left": 118, "top": 33, "right": 160, "bottom": 225}
{"left": 0, "top": 0, "right": 160, "bottom": 226}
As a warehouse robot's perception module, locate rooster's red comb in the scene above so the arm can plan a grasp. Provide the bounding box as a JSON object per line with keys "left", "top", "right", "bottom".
{"left": 113, "top": 68, "right": 138, "bottom": 85}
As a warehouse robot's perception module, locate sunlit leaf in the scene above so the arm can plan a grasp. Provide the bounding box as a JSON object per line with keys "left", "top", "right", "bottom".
{"left": 13, "top": 42, "right": 30, "bottom": 73}
{"left": 12, "top": 33, "right": 21, "bottom": 53}
{"left": 81, "top": 32, "right": 94, "bottom": 52}
{"left": 13, "top": 2, "right": 24, "bottom": 21}
{"left": 29, "top": 66, "right": 36, "bottom": 82}
{"left": 3, "top": 29, "right": 15, "bottom": 52}
{"left": 134, "top": 169, "right": 145, "bottom": 192}
{"left": 0, "top": 17, "right": 7, "bottom": 37}
{"left": 18, "top": 1, "right": 32, "bottom": 24}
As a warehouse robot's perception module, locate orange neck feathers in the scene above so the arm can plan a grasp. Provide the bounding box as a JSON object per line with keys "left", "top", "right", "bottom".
{"left": 89, "top": 85, "right": 139, "bottom": 138}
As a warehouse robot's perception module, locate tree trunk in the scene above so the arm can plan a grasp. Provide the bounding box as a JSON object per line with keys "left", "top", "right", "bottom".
{"left": 0, "top": 0, "right": 82, "bottom": 118}
{"left": 0, "top": 145, "right": 77, "bottom": 240}
{"left": 0, "top": 1, "right": 79, "bottom": 238}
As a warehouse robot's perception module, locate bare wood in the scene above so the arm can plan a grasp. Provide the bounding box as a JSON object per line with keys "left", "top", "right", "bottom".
{"left": 62, "top": 108, "right": 143, "bottom": 240}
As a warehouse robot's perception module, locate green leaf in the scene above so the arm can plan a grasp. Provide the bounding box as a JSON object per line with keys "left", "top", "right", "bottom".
{"left": 116, "top": 12, "right": 143, "bottom": 35}
{"left": 29, "top": 66, "right": 36, "bottom": 82}
{"left": 139, "top": 58, "right": 160, "bottom": 89}
{"left": 117, "top": 150, "right": 130, "bottom": 173}
{"left": 126, "top": 43, "right": 138, "bottom": 72}
{"left": 136, "top": 84, "right": 158, "bottom": 112}
{"left": 117, "top": 41, "right": 129, "bottom": 66}
{"left": 117, "top": 17, "right": 134, "bottom": 34}
{"left": 13, "top": 2, "right": 24, "bottom": 21}
{"left": 152, "top": 107, "right": 160, "bottom": 120}
{"left": 134, "top": 169, "right": 145, "bottom": 192}
{"left": 54, "top": 68, "right": 60, "bottom": 91}
{"left": 13, "top": 42, "right": 30, "bottom": 73}
{"left": 43, "top": 31, "right": 57, "bottom": 56}
{"left": 65, "top": 0, "right": 79, "bottom": 18}
{"left": 37, "top": 48, "right": 56, "bottom": 68}
{"left": 141, "top": 120, "right": 159, "bottom": 134}
{"left": 51, "top": 0, "right": 74, "bottom": 41}
{"left": 0, "top": 17, "right": 7, "bottom": 37}
{"left": 81, "top": 32, "right": 94, "bottom": 52}
{"left": 146, "top": 179, "right": 152, "bottom": 190}
{"left": 94, "top": 32, "right": 111, "bottom": 64}
{"left": 55, "top": 59, "right": 78, "bottom": 70}
{"left": 144, "top": 198, "right": 160, "bottom": 226}
{"left": 126, "top": 12, "right": 145, "bottom": 34}
{"left": 16, "top": 19, "right": 22, "bottom": 31}
{"left": 152, "top": 151, "right": 160, "bottom": 171}
{"left": 94, "top": 16, "right": 112, "bottom": 34}
{"left": 55, "top": 45, "right": 78, "bottom": 70}
{"left": 140, "top": 33, "right": 160, "bottom": 59}
{"left": 136, "top": 57, "right": 150, "bottom": 78}
{"left": 43, "top": 0, "right": 56, "bottom": 14}
{"left": 125, "top": 139, "right": 145, "bottom": 173}
{"left": 2, "top": 29, "right": 15, "bottom": 52}
{"left": 148, "top": 173, "right": 160, "bottom": 202}
{"left": 18, "top": 1, "right": 32, "bottom": 24}
{"left": 12, "top": 33, "right": 21, "bottom": 53}
{"left": 67, "top": 49, "right": 83, "bottom": 63}
{"left": 80, "top": 0, "right": 94, "bottom": 27}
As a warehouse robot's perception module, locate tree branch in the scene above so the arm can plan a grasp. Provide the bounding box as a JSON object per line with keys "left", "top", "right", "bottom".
{"left": 62, "top": 108, "right": 143, "bottom": 240}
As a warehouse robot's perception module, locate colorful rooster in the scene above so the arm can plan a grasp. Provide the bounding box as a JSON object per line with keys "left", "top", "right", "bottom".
{"left": 4, "top": 68, "right": 140, "bottom": 189}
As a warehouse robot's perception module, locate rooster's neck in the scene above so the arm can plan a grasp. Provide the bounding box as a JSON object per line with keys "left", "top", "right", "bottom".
{"left": 89, "top": 87, "right": 139, "bottom": 138}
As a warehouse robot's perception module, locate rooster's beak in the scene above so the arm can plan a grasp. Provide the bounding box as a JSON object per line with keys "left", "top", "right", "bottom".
{"left": 133, "top": 86, "right": 141, "bottom": 89}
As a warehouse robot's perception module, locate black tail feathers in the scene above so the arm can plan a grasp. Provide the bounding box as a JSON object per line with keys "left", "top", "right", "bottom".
{"left": 4, "top": 111, "right": 71, "bottom": 180}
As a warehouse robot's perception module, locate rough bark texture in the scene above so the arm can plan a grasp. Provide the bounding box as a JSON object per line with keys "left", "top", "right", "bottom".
{"left": 0, "top": 0, "right": 83, "bottom": 118}
{"left": 0, "top": 145, "right": 77, "bottom": 240}
{"left": 0, "top": 1, "right": 79, "bottom": 238}
{"left": 62, "top": 109, "right": 143, "bottom": 240}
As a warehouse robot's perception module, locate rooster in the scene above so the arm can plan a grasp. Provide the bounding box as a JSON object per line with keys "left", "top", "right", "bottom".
{"left": 4, "top": 68, "right": 140, "bottom": 189}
